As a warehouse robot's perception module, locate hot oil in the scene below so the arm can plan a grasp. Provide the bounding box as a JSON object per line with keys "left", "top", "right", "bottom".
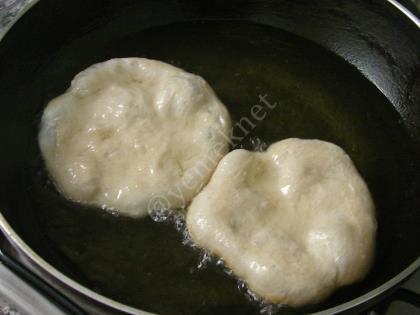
{"left": 29, "top": 20, "right": 415, "bottom": 315}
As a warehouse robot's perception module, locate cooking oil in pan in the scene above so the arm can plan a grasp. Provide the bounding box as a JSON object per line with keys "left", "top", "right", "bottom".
{"left": 25, "top": 20, "right": 417, "bottom": 315}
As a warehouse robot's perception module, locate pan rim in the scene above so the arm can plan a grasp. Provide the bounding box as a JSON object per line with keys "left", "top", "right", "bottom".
{"left": 0, "top": 0, "right": 419, "bottom": 314}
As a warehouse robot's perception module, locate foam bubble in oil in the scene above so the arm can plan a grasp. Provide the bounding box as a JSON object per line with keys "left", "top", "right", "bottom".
{"left": 237, "top": 136, "right": 268, "bottom": 152}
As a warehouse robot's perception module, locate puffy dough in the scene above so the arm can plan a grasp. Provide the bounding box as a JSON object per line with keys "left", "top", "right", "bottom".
{"left": 187, "top": 138, "right": 376, "bottom": 306}
{"left": 39, "top": 58, "right": 231, "bottom": 217}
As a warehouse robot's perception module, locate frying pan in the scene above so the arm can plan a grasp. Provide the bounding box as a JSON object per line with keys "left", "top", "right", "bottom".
{"left": 0, "top": 0, "right": 419, "bottom": 314}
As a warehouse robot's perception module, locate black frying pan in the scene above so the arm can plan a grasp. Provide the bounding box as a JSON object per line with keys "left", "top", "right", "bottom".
{"left": 0, "top": 1, "right": 419, "bottom": 314}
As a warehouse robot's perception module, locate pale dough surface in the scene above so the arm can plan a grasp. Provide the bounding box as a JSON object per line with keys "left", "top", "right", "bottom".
{"left": 187, "top": 138, "right": 376, "bottom": 306}
{"left": 39, "top": 58, "right": 231, "bottom": 217}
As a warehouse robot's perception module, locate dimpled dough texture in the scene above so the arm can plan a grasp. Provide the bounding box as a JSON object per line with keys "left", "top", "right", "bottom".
{"left": 39, "top": 58, "right": 231, "bottom": 217}
{"left": 187, "top": 138, "right": 377, "bottom": 306}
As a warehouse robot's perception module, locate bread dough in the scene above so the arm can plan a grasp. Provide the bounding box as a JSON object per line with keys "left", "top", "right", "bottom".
{"left": 187, "top": 138, "right": 376, "bottom": 306}
{"left": 39, "top": 58, "right": 231, "bottom": 217}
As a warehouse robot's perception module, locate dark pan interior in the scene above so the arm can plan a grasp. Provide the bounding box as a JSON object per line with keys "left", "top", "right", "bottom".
{"left": 0, "top": 1, "right": 419, "bottom": 314}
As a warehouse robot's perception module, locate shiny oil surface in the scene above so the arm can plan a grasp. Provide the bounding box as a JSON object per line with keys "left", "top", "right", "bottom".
{"left": 10, "top": 20, "right": 420, "bottom": 315}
